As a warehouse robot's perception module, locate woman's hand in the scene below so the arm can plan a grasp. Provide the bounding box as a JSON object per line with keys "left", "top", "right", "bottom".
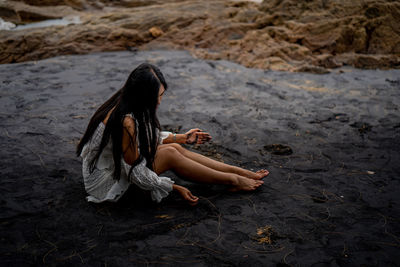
{"left": 185, "top": 128, "right": 212, "bottom": 144}
{"left": 173, "top": 185, "right": 199, "bottom": 205}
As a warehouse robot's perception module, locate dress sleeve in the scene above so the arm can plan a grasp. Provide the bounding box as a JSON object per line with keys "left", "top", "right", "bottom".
{"left": 159, "top": 130, "right": 172, "bottom": 144}
{"left": 121, "top": 157, "right": 174, "bottom": 203}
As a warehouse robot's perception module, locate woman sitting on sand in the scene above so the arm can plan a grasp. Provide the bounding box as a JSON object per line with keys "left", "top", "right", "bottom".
{"left": 76, "top": 63, "right": 268, "bottom": 205}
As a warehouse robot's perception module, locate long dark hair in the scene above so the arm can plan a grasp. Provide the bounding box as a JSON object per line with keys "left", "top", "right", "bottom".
{"left": 76, "top": 63, "right": 168, "bottom": 180}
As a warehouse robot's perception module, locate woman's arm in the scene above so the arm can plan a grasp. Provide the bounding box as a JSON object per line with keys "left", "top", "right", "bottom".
{"left": 173, "top": 184, "right": 199, "bottom": 205}
{"left": 161, "top": 133, "right": 186, "bottom": 144}
{"left": 122, "top": 116, "right": 139, "bottom": 165}
{"left": 122, "top": 116, "right": 175, "bottom": 203}
{"left": 122, "top": 158, "right": 174, "bottom": 203}
{"left": 161, "top": 128, "right": 212, "bottom": 144}
{"left": 122, "top": 117, "right": 198, "bottom": 204}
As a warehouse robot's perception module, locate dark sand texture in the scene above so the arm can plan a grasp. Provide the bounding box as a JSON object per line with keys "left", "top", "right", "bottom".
{"left": 1, "top": 50, "right": 400, "bottom": 266}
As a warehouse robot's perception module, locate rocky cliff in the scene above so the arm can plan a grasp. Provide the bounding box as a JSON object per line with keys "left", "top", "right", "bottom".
{"left": 0, "top": 0, "right": 399, "bottom": 72}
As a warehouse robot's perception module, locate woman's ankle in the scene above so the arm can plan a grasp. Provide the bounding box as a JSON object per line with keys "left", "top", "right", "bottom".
{"left": 230, "top": 174, "right": 242, "bottom": 186}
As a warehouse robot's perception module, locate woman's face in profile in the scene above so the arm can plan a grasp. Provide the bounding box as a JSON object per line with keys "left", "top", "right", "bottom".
{"left": 157, "top": 84, "right": 165, "bottom": 107}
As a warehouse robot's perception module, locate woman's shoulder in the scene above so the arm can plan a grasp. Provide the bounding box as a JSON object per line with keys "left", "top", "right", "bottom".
{"left": 123, "top": 113, "right": 136, "bottom": 133}
{"left": 102, "top": 106, "right": 115, "bottom": 125}
{"left": 124, "top": 113, "right": 134, "bottom": 119}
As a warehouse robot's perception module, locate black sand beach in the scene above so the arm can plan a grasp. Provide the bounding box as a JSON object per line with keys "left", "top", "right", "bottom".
{"left": 1, "top": 50, "right": 399, "bottom": 266}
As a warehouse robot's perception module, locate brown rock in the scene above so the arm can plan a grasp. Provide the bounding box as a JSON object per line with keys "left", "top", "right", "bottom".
{"left": 0, "top": 1, "right": 76, "bottom": 23}
{"left": 337, "top": 53, "right": 400, "bottom": 69}
{"left": 0, "top": 0, "right": 399, "bottom": 72}
{"left": 294, "top": 65, "right": 330, "bottom": 74}
{"left": 312, "top": 54, "right": 342, "bottom": 69}
{"left": 21, "top": 0, "right": 85, "bottom": 10}
{"left": 149, "top": 26, "right": 163, "bottom": 38}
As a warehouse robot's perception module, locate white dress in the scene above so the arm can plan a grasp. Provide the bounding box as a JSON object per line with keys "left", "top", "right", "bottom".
{"left": 80, "top": 115, "right": 174, "bottom": 203}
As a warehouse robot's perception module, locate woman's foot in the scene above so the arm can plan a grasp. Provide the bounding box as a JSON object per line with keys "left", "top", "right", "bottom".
{"left": 229, "top": 176, "right": 264, "bottom": 192}
{"left": 254, "top": 169, "right": 269, "bottom": 179}
{"left": 239, "top": 169, "right": 269, "bottom": 180}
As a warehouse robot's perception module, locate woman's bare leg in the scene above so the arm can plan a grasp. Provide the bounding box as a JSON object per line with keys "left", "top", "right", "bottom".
{"left": 154, "top": 145, "right": 263, "bottom": 191}
{"left": 159, "top": 143, "right": 269, "bottom": 180}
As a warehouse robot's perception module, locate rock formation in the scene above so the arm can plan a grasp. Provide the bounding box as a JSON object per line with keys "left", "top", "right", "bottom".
{"left": 0, "top": 0, "right": 399, "bottom": 72}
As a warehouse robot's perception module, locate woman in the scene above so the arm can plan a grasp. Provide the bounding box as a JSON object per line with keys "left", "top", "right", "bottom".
{"left": 77, "top": 63, "right": 269, "bottom": 205}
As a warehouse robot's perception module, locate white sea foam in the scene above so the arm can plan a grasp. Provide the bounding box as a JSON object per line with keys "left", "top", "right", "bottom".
{"left": 2, "top": 15, "right": 81, "bottom": 31}
{"left": 0, "top": 18, "right": 16, "bottom": 30}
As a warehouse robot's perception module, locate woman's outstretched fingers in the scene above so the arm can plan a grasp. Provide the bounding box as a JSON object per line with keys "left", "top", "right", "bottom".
{"left": 185, "top": 191, "right": 199, "bottom": 206}
{"left": 185, "top": 128, "right": 200, "bottom": 144}
{"left": 177, "top": 185, "right": 199, "bottom": 205}
{"left": 185, "top": 129, "right": 212, "bottom": 144}
{"left": 197, "top": 132, "right": 212, "bottom": 144}
{"left": 188, "top": 192, "right": 199, "bottom": 205}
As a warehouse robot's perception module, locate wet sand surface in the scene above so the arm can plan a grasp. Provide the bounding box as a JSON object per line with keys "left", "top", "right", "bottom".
{"left": 0, "top": 50, "right": 399, "bottom": 266}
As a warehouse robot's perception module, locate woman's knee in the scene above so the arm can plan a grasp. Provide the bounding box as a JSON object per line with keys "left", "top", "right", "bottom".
{"left": 160, "top": 146, "right": 187, "bottom": 170}
{"left": 160, "top": 146, "right": 183, "bottom": 160}
{"left": 166, "top": 143, "right": 185, "bottom": 153}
